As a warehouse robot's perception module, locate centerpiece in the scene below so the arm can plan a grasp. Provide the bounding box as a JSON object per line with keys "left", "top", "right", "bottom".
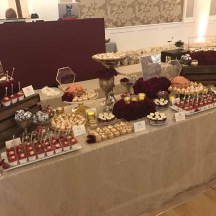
{"left": 96, "top": 67, "right": 117, "bottom": 112}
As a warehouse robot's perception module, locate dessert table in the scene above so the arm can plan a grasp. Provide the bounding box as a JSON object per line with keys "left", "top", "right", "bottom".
{"left": 36, "top": 62, "right": 174, "bottom": 108}
{"left": 1, "top": 96, "right": 216, "bottom": 216}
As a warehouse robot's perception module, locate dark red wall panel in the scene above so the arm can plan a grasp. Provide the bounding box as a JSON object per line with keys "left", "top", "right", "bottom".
{"left": 0, "top": 18, "right": 105, "bottom": 88}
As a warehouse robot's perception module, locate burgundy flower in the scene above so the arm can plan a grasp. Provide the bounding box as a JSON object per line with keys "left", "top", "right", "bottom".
{"left": 62, "top": 92, "right": 74, "bottom": 102}
{"left": 120, "top": 77, "right": 130, "bottom": 83}
{"left": 86, "top": 135, "right": 96, "bottom": 144}
{"left": 113, "top": 98, "right": 156, "bottom": 121}
{"left": 96, "top": 67, "right": 118, "bottom": 80}
{"left": 133, "top": 77, "right": 171, "bottom": 99}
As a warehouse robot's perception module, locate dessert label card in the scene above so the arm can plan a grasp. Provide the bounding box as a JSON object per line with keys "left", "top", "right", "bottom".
{"left": 22, "top": 85, "right": 35, "bottom": 97}
{"left": 72, "top": 125, "right": 87, "bottom": 137}
{"left": 134, "top": 120, "right": 146, "bottom": 133}
{"left": 5, "top": 138, "right": 21, "bottom": 148}
{"left": 175, "top": 111, "right": 186, "bottom": 122}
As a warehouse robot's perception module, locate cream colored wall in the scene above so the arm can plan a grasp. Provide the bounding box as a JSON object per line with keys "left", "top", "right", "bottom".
{"left": 77, "top": 0, "right": 184, "bottom": 28}
{"left": 26, "top": 0, "right": 58, "bottom": 20}
{"left": 0, "top": 0, "right": 9, "bottom": 18}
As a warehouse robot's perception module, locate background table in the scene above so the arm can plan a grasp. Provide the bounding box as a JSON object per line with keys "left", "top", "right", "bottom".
{"left": 161, "top": 49, "right": 188, "bottom": 63}
{"left": 1, "top": 100, "right": 216, "bottom": 216}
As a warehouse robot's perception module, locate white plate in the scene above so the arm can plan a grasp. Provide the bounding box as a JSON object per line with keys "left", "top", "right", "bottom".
{"left": 1, "top": 145, "right": 82, "bottom": 172}
{"left": 156, "top": 106, "right": 169, "bottom": 111}
{"left": 146, "top": 120, "right": 167, "bottom": 126}
{"left": 170, "top": 103, "right": 216, "bottom": 116}
{"left": 63, "top": 92, "right": 98, "bottom": 105}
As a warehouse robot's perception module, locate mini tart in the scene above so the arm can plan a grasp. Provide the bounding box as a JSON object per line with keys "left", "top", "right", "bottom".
{"left": 114, "top": 131, "right": 120, "bottom": 137}
{"left": 147, "top": 112, "right": 167, "bottom": 125}
{"left": 98, "top": 112, "right": 115, "bottom": 122}
{"left": 87, "top": 121, "right": 134, "bottom": 143}
{"left": 50, "top": 113, "right": 86, "bottom": 131}
{"left": 154, "top": 98, "right": 169, "bottom": 109}
{"left": 96, "top": 135, "right": 102, "bottom": 142}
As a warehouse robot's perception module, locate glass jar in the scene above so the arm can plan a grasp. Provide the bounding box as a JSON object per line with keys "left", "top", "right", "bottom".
{"left": 87, "top": 111, "right": 98, "bottom": 129}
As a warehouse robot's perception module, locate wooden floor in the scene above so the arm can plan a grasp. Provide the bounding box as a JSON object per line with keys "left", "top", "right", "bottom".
{"left": 140, "top": 179, "right": 216, "bottom": 216}
{"left": 159, "top": 188, "right": 216, "bottom": 216}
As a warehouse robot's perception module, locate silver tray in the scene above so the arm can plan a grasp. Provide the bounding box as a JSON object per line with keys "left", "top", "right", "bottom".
{"left": 170, "top": 103, "right": 216, "bottom": 116}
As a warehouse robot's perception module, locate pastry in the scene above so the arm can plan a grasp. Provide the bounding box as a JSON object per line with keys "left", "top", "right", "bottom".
{"left": 87, "top": 121, "right": 134, "bottom": 143}
{"left": 154, "top": 98, "right": 169, "bottom": 109}
{"left": 146, "top": 112, "right": 167, "bottom": 124}
{"left": 63, "top": 85, "right": 97, "bottom": 102}
{"left": 50, "top": 113, "right": 86, "bottom": 131}
{"left": 98, "top": 112, "right": 115, "bottom": 122}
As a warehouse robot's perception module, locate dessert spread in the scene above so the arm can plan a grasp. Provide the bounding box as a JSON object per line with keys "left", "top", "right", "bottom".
{"left": 92, "top": 52, "right": 126, "bottom": 61}
{"left": 154, "top": 98, "right": 169, "bottom": 109}
{"left": 88, "top": 121, "right": 134, "bottom": 143}
{"left": 62, "top": 84, "right": 97, "bottom": 102}
{"left": 146, "top": 112, "right": 167, "bottom": 125}
{"left": 4, "top": 134, "right": 79, "bottom": 168}
{"left": 168, "top": 81, "right": 207, "bottom": 95}
{"left": 97, "top": 112, "right": 115, "bottom": 122}
{"left": 15, "top": 110, "right": 32, "bottom": 121}
{"left": 172, "top": 94, "right": 216, "bottom": 115}
{"left": 50, "top": 113, "right": 86, "bottom": 131}
{"left": 170, "top": 76, "right": 190, "bottom": 88}
{"left": 33, "top": 111, "right": 50, "bottom": 125}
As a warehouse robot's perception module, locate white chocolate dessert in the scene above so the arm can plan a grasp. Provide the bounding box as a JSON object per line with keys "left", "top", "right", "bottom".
{"left": 50, "top": 113, "right": 86, "bottom": 131}
{"left": 168, "top": 81, "right": 207, "bottom": 95}
{"left": 146, "top": 112, "right": 167, "bottom": 124}
{"left": 98, "top": 112, "right": 115, "bottom": 122}
{"left": 72, "top": 89, "right": 97, "bottom": 102}
{"left": 154, "top": 98, "right": 169, "bottom": 108}
{"left": 88, "top": 121, "right": 133, "bottom": 142}
{"left": 92, "top": 52, "right": 126, "bottom": 61}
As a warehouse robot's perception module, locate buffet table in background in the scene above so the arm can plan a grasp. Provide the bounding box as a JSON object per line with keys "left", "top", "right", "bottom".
{"left": 1, "top": 97, "right": 216, "bottom": 216}
{"left": 36, "top": 62, "right": 173, "bottom": 108}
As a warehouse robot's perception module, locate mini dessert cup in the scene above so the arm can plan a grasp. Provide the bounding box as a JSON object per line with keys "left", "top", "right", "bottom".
{"left": 54, "top": 143, "right": 62, "bottom": 154}
{"left": 71, "top": 138, "right": 78, "bottom": 149}
{"left": 18, "top": 153, "right": 28, "bottom": 164}
{"left": 8, "top": 155, "right": 18, "bottom": 166}
{"left": 60, "top": 136, "right": 71, "bottom": 151}
{"left": 27, "top": 150, "right": 37, "bottom": 161}
{"left": 34, "top": 141, "right": 46, "bottom": 158}
{"left": 63, "top": 142, "right": 71, "bottom": 151}
{"left": 36, "top": 148, "right": 46, "bottom": 159}
{"left": 209, "top": 102, "right": 214, "bottom": 108}
{"left": 44, "top": 145, "right": 54, "bottom": 156}
{"left": 10, "top": 95, "right": 18, "bottom": 104}
{"left": 7, "top": 148, "right": 18, "bottom": 166}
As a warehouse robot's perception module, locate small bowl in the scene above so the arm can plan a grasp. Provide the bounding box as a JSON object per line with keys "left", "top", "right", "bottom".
{"left": 191, "top": 60, "right": 198, "bottom": 66}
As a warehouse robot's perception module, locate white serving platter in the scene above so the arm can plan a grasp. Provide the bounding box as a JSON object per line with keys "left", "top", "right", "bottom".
{"left": 1, "top": 144, "right": 82, "bottom": 171}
